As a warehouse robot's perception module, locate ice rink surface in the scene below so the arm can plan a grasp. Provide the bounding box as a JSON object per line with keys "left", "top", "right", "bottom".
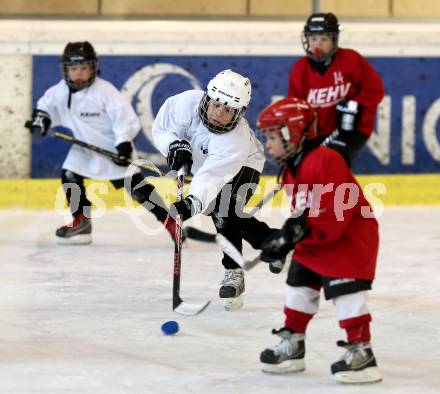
{"left": 0, "top": 207, "right": 439, "bottom": 394}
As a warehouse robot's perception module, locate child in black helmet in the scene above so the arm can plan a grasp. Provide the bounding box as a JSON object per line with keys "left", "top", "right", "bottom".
{"left": 289, "top": 13, "right": 385, "bottom": 164}
{"left": 25, "top": 41, "right": 175, "bottom": 245}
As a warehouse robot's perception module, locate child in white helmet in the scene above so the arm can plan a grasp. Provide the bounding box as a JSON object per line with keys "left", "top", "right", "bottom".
{"left": 152, "top": 69, "right": 273, "bottom": 311}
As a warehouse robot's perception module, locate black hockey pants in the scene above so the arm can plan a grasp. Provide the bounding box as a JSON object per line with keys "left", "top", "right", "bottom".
{"left": 61, "top": 169, "right": 168, "bottom": 222}
{"left": 208, "top": 166, "right": 274, "bottom": 269}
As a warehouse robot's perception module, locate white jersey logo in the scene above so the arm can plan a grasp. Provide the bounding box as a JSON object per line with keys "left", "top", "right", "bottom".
{"left": 307, "top": 82, "right": 351, "bottom": 108}
{"left": 294, "top": 188, "right": 312, "bottom": 211}
{"left": 333, "top": 71, "right": 344, "bottom": 85}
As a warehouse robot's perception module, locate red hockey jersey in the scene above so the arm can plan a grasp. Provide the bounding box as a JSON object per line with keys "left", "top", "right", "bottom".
{"left": 282, "top": 147, "right": 379, "bottom": 280}
{"left": 288, "top": 48, "right": 384, "bottom": 138}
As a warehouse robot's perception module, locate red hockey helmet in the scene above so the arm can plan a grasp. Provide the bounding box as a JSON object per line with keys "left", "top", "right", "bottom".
{"left": 257, "top": 97, "right": 317, "bottom": 163}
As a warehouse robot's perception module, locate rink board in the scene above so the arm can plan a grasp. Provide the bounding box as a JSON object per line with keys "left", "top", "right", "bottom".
{"left": 30, "top": 55, "right": 440, "bottom": 178}
{"left": 0, "top": 174, "right": 438, "bottom": 209}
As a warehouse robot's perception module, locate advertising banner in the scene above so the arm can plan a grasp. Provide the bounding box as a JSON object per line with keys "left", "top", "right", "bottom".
{"left": 31, "top": 55, "right": 440, "bottom": 177}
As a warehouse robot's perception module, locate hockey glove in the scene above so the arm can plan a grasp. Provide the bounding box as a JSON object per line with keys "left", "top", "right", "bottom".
{"left": 169, "top": 195, "right": 202, "bottom": 222}
{"left": 112, "top": 141, "right": 133, "bottom": 166}
{"left": 323, "top": 130, "right": 369, "bottom": 165}
{"left": 25, "top": 109, "right": 51, "bottom": 137}
{"left": 167, "top": 140, "right": 193, "bottom": 173}
{"left": 260, "top": 215, "right": 308, "bottom": 263}
{"left": 336, "top": 100, "right": 360, "bottom": 133}
{"left": 322, "top": 100, "right": 368, "bottom": 164}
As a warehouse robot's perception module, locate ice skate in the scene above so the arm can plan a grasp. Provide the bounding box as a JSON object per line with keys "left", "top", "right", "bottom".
{"left": 331, "top": 340, "right": 382, "bottom": 384}
{"left": 219, "top": 268, "right": 245, "bottom": 311}
{"left": 260, "top": 327, "right": 306, "bottom": 374}
{"left": 56, "top": 214, "right": 92, "bottom": 245}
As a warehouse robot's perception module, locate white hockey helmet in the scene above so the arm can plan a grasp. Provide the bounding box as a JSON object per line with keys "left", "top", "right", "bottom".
{"left": 199, "top": 69, "right": 252, "bottom": 133}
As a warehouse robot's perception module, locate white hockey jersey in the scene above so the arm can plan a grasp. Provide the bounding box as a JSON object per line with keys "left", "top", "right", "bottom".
{"left": 152, "top": 90, "right": 265, "bottom": 212}
{"left": 37, "top": 77, "right": 141, "bottom": 180}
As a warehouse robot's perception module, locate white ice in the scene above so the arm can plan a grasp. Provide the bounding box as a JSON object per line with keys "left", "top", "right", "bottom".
{"left": 0, "top": 207, "right": 439, "bottom": 393}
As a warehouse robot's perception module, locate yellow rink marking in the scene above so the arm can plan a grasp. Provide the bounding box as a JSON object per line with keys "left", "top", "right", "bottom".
{"left": 0, "top": 174, "right": 438, "bottom": 209}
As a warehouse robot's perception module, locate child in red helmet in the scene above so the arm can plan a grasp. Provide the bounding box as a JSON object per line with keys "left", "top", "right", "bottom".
{"left": 257, "top": 97, "right": 382, "bottom": 384}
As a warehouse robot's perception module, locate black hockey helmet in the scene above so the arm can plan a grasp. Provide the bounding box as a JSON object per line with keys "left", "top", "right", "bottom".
{"left": 304, "top": 12, "right": 340, "bottom": 35}
{"left": 302, "top": 13, "right": 340, "bottom": 63}
{"left": 60, "top": 41, "right": 98, "bottom": 90}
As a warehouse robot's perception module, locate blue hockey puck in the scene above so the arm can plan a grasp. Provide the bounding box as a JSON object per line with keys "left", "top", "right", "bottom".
{"left": 161, "top": 320, "right": 179, "bottom": 335}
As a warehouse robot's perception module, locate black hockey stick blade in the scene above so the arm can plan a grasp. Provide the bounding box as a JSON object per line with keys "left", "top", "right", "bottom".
{"left": 183, "top": 186, "right": 284, "bottom": 244}
{"left": 183, "top": 226, "right": 217, "bottom": 243}
{"left": 215, "top": 234, "right": 262, "bottom": 271}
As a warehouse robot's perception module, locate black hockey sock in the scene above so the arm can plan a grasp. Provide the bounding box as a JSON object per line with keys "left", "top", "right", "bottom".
{"left": 130, "top": 179, "right": 169, "bottom": 222}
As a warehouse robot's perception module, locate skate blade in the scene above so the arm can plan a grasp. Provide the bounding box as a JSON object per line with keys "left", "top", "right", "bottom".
{"left": 333, "top": 367, "right": 382, "bottom": 384}
{"left": 223, "top": 294, "right": 244, "bottom": 311}
{"left": 56, "top": 234, "right": 92, "bottom": 245}
{"left": 261, "top": 359, "right": 305, "bottom": 374}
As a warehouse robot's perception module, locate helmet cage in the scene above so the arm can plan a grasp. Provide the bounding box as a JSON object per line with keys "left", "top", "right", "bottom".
{"left": 60, "top": 42, "right": 98, "bottom": 91}
{"left": 257, "top": 98, "right": 317, "bottom": 164}
{"left": 258, "top": 123, "right": 308, "bottom": 165}
{"left": 61, "top": 59, "right": 98, "bottom": 91}
{"left": 199, "top": 92, "right": 246, "bottom": 134}
{"left": 302, "top": 13, "right": 340, "bottom": 63}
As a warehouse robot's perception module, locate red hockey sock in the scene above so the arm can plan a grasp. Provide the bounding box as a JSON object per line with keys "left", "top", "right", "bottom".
{"left": 284, "top": 306, "right": 314, "bottom": 334}
{"left": 339, "top": 314, "right": 372, "bottom": 343}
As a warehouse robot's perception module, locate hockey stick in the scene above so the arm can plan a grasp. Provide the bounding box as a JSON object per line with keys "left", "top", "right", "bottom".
{"left": 183, "top": 226, "right": 216, "bottom": 243}
{"left": 183, "top": 185, "right": 283, "bottom": 243}
{"left": 248, "top": 184, "right": 283, "bottom": 216}
{"left": 173, "top": 167, "right": 210, "bottom": 316}
{"left": 215, "top": 234, "right": 262, "bottom": 271}
{"left": 52, "top": 131, "right": 165, "bottom": 176}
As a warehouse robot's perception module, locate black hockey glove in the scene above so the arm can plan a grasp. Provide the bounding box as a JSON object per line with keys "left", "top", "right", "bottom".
{"left": 167, "top": 140, "right": 193, "bottom": 173}
{"left": 169, "top": 195, "right": 202, "bottom": 222}
{"left": 260, "top": 215, "right": 308, "bottom": 263}
{"left": 322, "top": 130, "right": 369, "bottom": 164}
{"left": 25, "top": 109, "right": 51, "bottom": 137}
{"left": 336, "top": 100, "right": 360, "bottom": 134}
{"left": 112, "top": 141, "right": 133, "bottom": 166}
{"left": 323, "top": 101, "right": 368, "bottom": 164}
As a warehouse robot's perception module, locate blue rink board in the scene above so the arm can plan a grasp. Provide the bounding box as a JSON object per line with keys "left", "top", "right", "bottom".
{"left": 31, "top": 55, "right": 440, "bottom": 177}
